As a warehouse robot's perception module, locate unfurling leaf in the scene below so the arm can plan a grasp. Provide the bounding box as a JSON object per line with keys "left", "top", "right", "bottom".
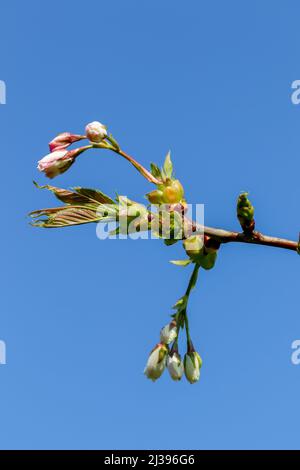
{"left": 29, "top": 205, "right": 103, "bottom": 228}
{"left": 33, "top": 181, "right": 114, "bottom": 206}
{"left": 33, "top": 181, "right": 87, "bottom": 205}
{"left": 150, "top": 163, "right": 162, "bottom": 179}
{"left": 107, "top": 133, "right": 120, "bottom": 151}
{"left": 30, "top": 182, "right": 117, "bottom": 228}
{"left": 170, "top": 259, "right": 192, "bottom": 266}
{"left": 162, "top": 151, "right": 173, "bottom": 179}
{"left": 173, "top": 295, "right": 187, "bottom": 313}
{"left": 72, "top": 187, "right": 115, "bottom": 205}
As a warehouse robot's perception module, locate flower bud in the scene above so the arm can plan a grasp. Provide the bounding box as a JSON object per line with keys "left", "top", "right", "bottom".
{"left": 162, "top": 179, "right": 184, "bottom": 204}
{"left": 198, "top": 251, "right": 217, "bottom": 270}
{"left": 146, "top": 189, "right": 164, "bottom": 205}
{"left": 37, "top": 147, "right": 84, "bottom": 178}
{"left": 183, "top": 235, "right": 203, "bottom": 260}
{"left": 49, "top": 132, "right": 85, "bottom": 152}
{"left": 144, "top": 343, "right": 168, "bottom": 381}
{"left": 85, "top": 121, "right": 107, "bottom": 143}
{"left": 184, "top": 351, "right": 202, "bottom": 384}
{"left": 160, "top": 320, "right": 177, "bottom": 344}
{"left": 167, "top": 352, "right": 184, "bottom": 381}
{"left": 237, "top": 192, "right": 255, "bottom": 232}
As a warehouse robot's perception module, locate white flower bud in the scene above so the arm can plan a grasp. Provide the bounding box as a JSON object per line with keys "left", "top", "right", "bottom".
{"left": 85, "top": 121, "right": 107, "bottom": 143}
{"left": 160, "top": 320, "right": 177, "bottom": 345}
{"left": 184, "top": 351, "right": 202, "bottom": 384}
{"left": 167, "top": 352, "right": 184, "bottom": 381}
{"left": 144, "top": 343, "right": 168, "bottom": 381}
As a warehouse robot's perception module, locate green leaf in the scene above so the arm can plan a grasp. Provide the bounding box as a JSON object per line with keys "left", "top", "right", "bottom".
{"left": 150, "top": 163, "right": 162, "bottom": 179}
{"left": 163, "top": 151, "right": 173, "bottom": 179}
{"left": 29, "top": 205, "right": 103, "bottom": 228}
{"left": 164, "top": 238, "right": 179, "bottom": 246}
{"left": 33, "top": 181, "right": 115, "bottom": 206}
{"left": 170, "top": 259, "right": 192, "bottom": 266}
{"left": 73, "top": 187, "right": 115, "bottom": 205}
{"left": 107, "top": 133, "right": 120, "bottom": 151}
{"left": 172, "top": 295, "right": 187, "bottom": 313}
{"left": 33, "top": 181, "right": 89, "bottom": 205}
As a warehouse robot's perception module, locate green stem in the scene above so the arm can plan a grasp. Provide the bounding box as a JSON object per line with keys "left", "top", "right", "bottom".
{"left": 184, "top": 308, "right": 192, "bottom": 347}
{"left": 185, "top": 263, "right": 200, "bottom": 297}
{"left": 170, "top": 337, "right": 179, "bottom": 355}
{"left": 183, "top": 263, "right": 200, "bottom": 350}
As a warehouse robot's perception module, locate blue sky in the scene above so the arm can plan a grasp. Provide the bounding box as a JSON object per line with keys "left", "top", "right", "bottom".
{"left": 0, "top": 0, "right": 299, "bottom": 450}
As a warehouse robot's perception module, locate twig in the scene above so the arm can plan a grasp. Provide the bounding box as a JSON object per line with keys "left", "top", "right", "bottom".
{"left": 191, "top": 222, "right": 298, "bottom": 252}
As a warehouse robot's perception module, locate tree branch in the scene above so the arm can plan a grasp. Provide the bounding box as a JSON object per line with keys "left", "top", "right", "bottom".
{"left": 192, "top": 222, "right": 299, "bottom": 252}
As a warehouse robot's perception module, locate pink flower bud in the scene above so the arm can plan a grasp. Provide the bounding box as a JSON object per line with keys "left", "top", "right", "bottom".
{"left": 85, "top": 121, "right": 107, "bottom": 143}
{"left": 49, "top": 133, "right": 85, "bottom": 152}
{"left": 37, "top": 147, "right": 83, "bottom": 179}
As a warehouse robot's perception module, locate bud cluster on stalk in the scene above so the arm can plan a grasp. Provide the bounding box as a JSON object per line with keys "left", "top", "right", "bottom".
{"left": 37, "top": 121, "right": 118, "bottom": 179}
{"left": 144, "top": 318, "right": 202, "bottom": 384}
{"left": 34, "top": 124, "right": 209, "bottom": 386}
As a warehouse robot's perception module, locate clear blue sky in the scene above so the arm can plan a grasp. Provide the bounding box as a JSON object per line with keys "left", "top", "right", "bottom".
{"left": 0, "top": 0, "right": 299, "bottom": 450}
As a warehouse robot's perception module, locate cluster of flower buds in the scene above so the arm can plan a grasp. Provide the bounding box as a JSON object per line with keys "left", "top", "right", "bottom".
{"left": 147, "top": 179, "right": 184, "bottom": 205}
{"left": 144, "top": 320, "right": 184, "bottom": 382}
{"left": 37, "top": 121, "right": 109, "bottom": 179}
{"left": 146, "top": 151, "right": 185, "bottom": 206}
{"left": 144, "top": 319, "right": 202, "bottom": 384}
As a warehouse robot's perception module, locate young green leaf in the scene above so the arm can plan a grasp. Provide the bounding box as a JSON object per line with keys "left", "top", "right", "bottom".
{"left": 33, "top": 181, "right": 115, "bottom": 206}
{"left": 163, "top": 151, "right": 173, "bottom": 179}
{"left": 73, "top": 187, "right": 115, "bottom": 205}
{"left": 172, "top": 295, "right": 188, "bottom": 313}
{"left": 33, "top": 181, "right": 89, "bottom": 205}
{"left": 170, "top": 259, "right": 192, "bottom": 267}
{"left": 29, "top": 205, "right": 103, "bottom": 228}
{"left": 107, "top": 133, "right": 120, "bottom": 151}
{"left": 150, "top": 163, "right": 162, "bottom": 179}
